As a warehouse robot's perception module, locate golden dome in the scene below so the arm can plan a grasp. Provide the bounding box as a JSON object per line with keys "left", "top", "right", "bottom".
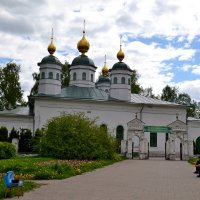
{"left": 117, "top": 45, "right": 125, "bottom": 62}
{"left": 48, "top": 40, "right": 56, "bottom": 55}
{"left": 102, "top": 55, "right": 109, "bottom": 76}
{"left": 47, "top": 28, "right": 56, "bottom": 55}
{"left": 77, "top": 20, "right": 90, "bottom": 54}
{"left": 77, "top": 32, "right": 90, "bottom": 54}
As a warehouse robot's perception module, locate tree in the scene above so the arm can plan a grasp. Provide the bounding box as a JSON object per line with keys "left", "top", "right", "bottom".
{"left": 0, "top": 63, "right": 24, "bottom": 109}
{"left": 61, "top": 61, "right": 70, "bottom": 88}
{"left": 30, "top": 72, "right": 40, "bottom": 95}
{"left": 161, "top": 85, "right": 178, "bottom": 102}
{"left": 177, "top": 93, "right": 195, "bottom": 117}
{"left": 39, "top": 113, "right": 116, "bottom": 160}
{"left": 131, "top": 70, "right": 143, "bottom": 94}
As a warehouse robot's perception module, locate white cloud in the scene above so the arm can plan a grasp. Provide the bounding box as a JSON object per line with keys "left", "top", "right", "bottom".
{"left": 0, "top": 0, "right": 200, "bottom": 101}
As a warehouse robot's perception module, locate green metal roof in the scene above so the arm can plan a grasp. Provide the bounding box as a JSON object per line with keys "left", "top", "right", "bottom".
{"left": 57, "top": 85, "right": 108, "bottom": 100}
{"left": 96, "top": 75, "right": 111, "bottom": 84}
{"left": 38, "top": 55, "right": 62, "bottom": 66}
{"left": 112, "top": 61, "right": 132, "bottom": 71}
{"left": 71, "top": 54, "right": 97, "bottom": 68}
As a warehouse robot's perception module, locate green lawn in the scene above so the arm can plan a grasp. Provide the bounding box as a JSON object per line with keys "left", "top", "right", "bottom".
{"left": 0, "top": 155, "right": 124, "bottom": 199}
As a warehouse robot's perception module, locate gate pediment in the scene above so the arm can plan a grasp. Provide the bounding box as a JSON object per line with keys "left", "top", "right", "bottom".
{"left": 127, "top": 118, "right": 144, "bottom": 131}
{"left": 168, "top": 119, "right": 187, "bottom": 132}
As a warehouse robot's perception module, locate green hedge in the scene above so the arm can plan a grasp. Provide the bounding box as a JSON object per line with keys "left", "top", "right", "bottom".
{"left": 0, "top": 142, "right": 16, "bottom": 159}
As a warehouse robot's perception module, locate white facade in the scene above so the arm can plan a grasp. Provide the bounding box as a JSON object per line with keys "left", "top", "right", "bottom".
{"left": 110, "top": 69, "right": 132, "bottom": 101}
{"left": 38, "top": 63, "right": 62, "bottom": 95}
{"left": 69, "top": 65, "right": 96, "bottom": 87}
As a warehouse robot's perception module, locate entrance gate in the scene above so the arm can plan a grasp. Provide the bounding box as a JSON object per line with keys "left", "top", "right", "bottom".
{"left": 121, "top": 116, "right": 193, "bottom": 160}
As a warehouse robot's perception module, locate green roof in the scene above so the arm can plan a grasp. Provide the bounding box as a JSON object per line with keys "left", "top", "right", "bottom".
{"left": 71, "top": 54, "right": 97, "bottom": 68}
{"left": 112, "top": 61, "right": 132, "bottom": 71}
{"left": 96, "top": 75, "right": 111, "bottom": 84}
{"left": 38, "top": 55, "right": 62, "bottom": 66}
{"left": 57, "top": 85, "right": 108, "bottom": 100}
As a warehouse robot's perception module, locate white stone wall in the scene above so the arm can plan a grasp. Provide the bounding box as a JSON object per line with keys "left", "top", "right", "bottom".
{"left": 0, "top": 116, "right": 33, "bottom": 133}
{"left": 34, "top": 98, "right": 186, "bottom": 154}
{"left": 188, "top": 119, "right": 200, "bottom": 141}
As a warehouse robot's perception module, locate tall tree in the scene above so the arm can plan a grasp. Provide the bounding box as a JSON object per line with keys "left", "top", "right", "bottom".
{"left": 0, "top": 63, "right": 23, "bottom": 109}
{"left": 177, "top": 93, "right": 195, "bottom": 117}
{"left": 61, "top": 61, "right": 70, "bottom": 88}
{"left": 131, "top": 69, "right": 143, "bottom": 94}
{"left": 30, "top": 72, "right": 40, "bottom": 95}
{"left": 161, "top": 85, "right": 178, "bottom": 102}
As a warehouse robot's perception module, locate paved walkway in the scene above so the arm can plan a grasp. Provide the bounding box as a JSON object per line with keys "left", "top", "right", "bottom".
{"left": 11, "top": 158, "right": 200, "bottom": 200}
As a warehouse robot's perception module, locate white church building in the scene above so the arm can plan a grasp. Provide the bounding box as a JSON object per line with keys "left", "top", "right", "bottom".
{"left": 0, "top": 26, "right": 199, "bottom": 160}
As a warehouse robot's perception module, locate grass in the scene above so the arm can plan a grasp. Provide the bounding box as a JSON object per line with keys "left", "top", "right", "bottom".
{"left": 0, "top": 155, "right": 125, "bottom": 198}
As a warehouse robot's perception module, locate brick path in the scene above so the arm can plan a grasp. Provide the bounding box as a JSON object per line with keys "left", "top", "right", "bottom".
{"left": 11, "top": 158, "right": 200, "bottom": 200}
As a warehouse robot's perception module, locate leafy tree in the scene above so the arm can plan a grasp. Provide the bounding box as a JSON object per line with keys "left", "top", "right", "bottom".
{"left": 30, "top": 72, "right": 40, "bottom": 95}
{"left": 39, "top": 113, "right": 116, "bottom": 160}
{"left": 131, "top": 70, "right": 143, "bottom": 94}
{"left": 8, "top": 127, "right": 19, "bottom": 142}
{"left": 18, "top": 129, "right": 33, "bottom": 153}
{"left": 177, "top": 93, "right": 195, "bottom": 117}
{"left": 61, "top": 61, "right": 70, "bottom": 88}
{"left": 0, "top": 127, "right": 8, "bottom": 142}
{"left": 0, "top": 63, "right": 24, "bottom": 109}
{"left": 161, "top": 85, "right": 178, "bottom": 102}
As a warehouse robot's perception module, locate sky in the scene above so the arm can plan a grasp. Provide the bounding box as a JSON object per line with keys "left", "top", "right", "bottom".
{"left": 1, "top": 0, "right": 200, "bottom": 102}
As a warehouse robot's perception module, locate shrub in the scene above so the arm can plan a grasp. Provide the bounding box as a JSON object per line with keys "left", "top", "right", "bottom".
{"left": 39, "top": 113, "right": 116, "bottom": 160}
{"left": 0, "top": 142, "right": 16, "bottom": 159}
{"left": 8, "top": 127, "right": 19, "bottom": 142}
{"left": 31, "top": 129, "right": 43, "bottom": 153}
{"left": 0, "top": 126, "right": 8, "bottom": 142}
{"left": 18, "top": 129, "right": 33, "bottom": 153}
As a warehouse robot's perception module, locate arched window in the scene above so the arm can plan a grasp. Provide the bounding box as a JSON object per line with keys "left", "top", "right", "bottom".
{"left": 56, "top": 73, "right": 59, "bottom": 80}
{"left": 49, "top": 72, "right": 53, "bottom": 79}
{"left": 91, "top": 74, "right": 94, "bottom": 82}
{"left": 73, "top": 72, "right": 77, "bottom": 81}
{"left": 128, "top": 78, "right": 130, "bottom": 85}
{"left": 113, "top": 77, "right": 117, "bottom": 84}
{"left": 116, "top": 125, "right": 124, "bottom": 141}
{"left": 121, "top": 77, "right": 125, "bottom": 84}
{"left": 82, "top": 72, "right": 86, "bottom": 80}
{"left": 41, "top": 72, "right": 45, "bottom": 79}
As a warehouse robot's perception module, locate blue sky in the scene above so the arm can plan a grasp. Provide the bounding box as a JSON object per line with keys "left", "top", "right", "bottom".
{"left": 1, "top": 0, "right": 200, "bottom": 101}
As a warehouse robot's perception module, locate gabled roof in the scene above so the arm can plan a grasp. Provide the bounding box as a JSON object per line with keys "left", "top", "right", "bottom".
{"left": 0, "top": 106, "right": 31, "bottom": 117}
{"left": 130, "top": 94, "right": 180, "bottom": 106}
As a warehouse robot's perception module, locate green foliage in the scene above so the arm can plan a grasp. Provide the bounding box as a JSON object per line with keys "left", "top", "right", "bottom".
{"left": 18, "top": 129, "right": 33, "bottom": 153}
{"left": 39, "top": 113, "right": 116, "bottom": 160}
{"left": 0, "top": 156, "right": 124, "bottom": 181}
{"left": 0, "top": 62, "right": 24, "bottom": 109}
{"left": 31, "top": 129, "right": 43, "bottom": 153}
{"left": 131, "top": 70, "right": 143, "bottom": 94}
{"left": 61, "top": 61, "right": 70, "bottom": 88}
{"left": 8, "top": 127, "right": 19, "bottom": 142}
{"left": 0, "top": 180, "right": 39, "bottom": 199}
{"left": 30, "top": 72, "right": 40, "bottom": 96}
{"left": 161, "top": 85, "right": 178, "bottom": 102}
{"left": 0, "top": 127, "right": 8, "bottom": 142}
{"left": 0, "top": 142, "right": 16, "bottom": 159}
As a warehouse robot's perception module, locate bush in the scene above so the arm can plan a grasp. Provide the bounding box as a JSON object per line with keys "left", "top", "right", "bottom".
{"left": 31, "top": 129, "right": 43, "bottom": 153}
{"left": 0, "top": 142, "right": 16, "bottom": 159}
{"left": 39, "top": 113, "right": 116, "bottom": 160}
{"left": 18, "top": 129, "right": 33, "bottom": 153}
{"left": 8, "top": 127, "right": 19, "bottom": 142}
{"left": 0, "top": 126, "right": 8, "bottom": 142}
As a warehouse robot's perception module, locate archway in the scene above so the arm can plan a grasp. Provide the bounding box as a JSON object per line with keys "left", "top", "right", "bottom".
{"left": 175, "top": 137, "right": 182, "bottom": 160}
